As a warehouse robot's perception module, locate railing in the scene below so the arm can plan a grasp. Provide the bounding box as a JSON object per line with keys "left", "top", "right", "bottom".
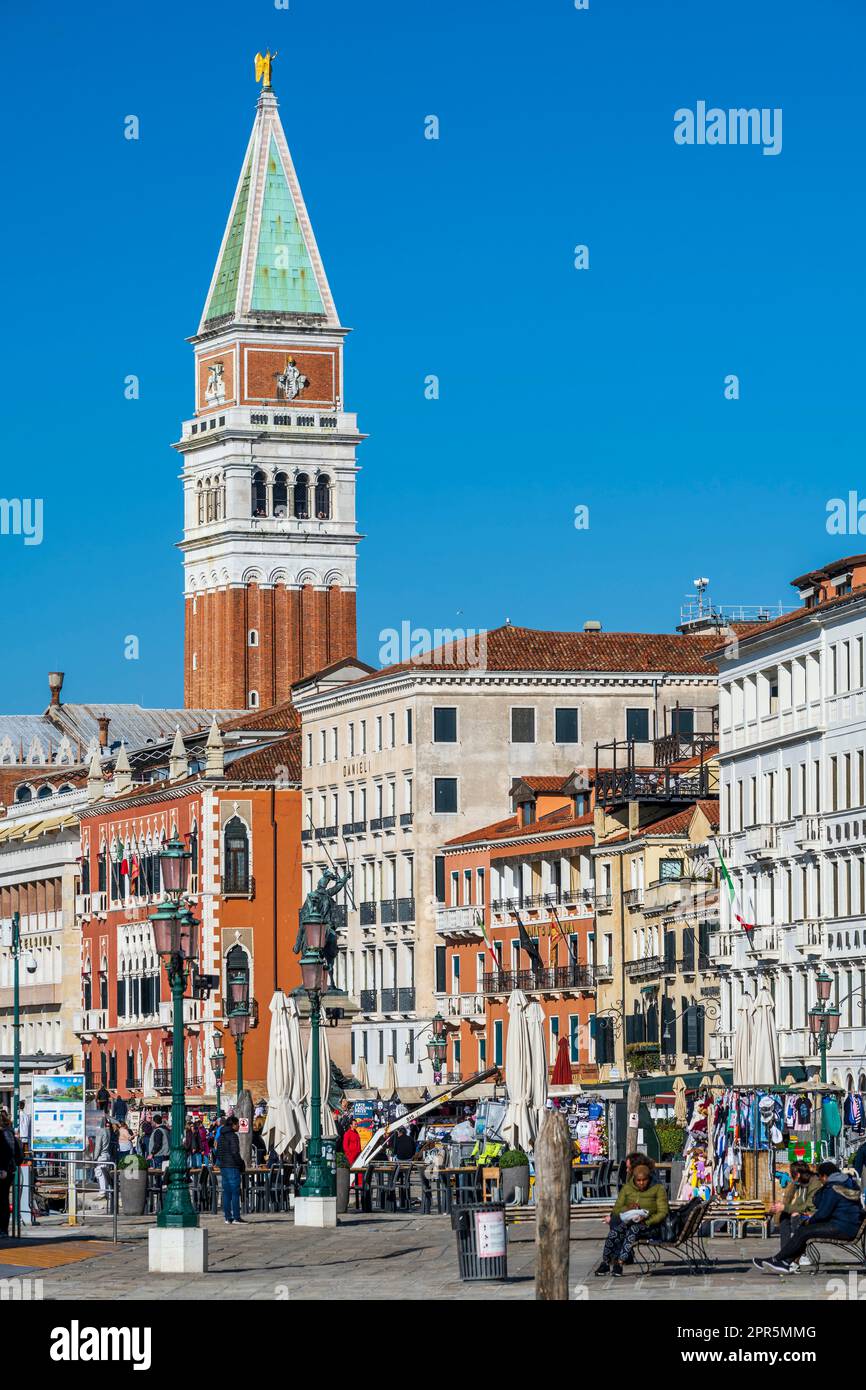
{"left": 301, "top": 829, "right": 313, "bottom": 843}
{"left": 624, "top": 956, "right": 663, "bottom": 980}
{"left": 653, "top": 730, "right": 717, "bottom": 766}
{"left": 342, "top": 820, "right": 366, "bottom": 835}
{"left": 594, "top": 892, "right": 613, "bottom": 911}
{"left": 331, "top": 903, "right": 347, "bottom": 931}
{"left": 75, "top": 893, "right": 91, "bottom": 916}
{"left": 224, "top": 874, "right": 254, "bottom": 896}
{"left": 595, "top": 766, "right": 711, "bottom": 807}
{"left": 436, "top": 905, "right": 481, "bottom": 935}
{"left": 359, "top": 989, "right": 377, "bottom": 1012}
{"left": 124, "top": 1076, "right": 141, "bottom": 1091}
{"left": 623, "top": 888, "right": 644, "bottom": 910}
{"left": 73, "top": 1009, "right": 108, "bottom": 1034}
{"left": 481, "top": 965, "right": 595, "bottom": 994}
{"left": 153, "top": 1070, "right": 173, "bottom": 1093}
{"left": 397, "top": 897, "right": 415, "bottom": 923}
{"left": 745, "top": 824, "right": 779, "bottom": 857}
{"left": 360, "top": 901, "right": 376, "bottom": 926}
{"left": 380, "top": 988, "right": 398, "bottom": 1012}
{"left": 795, "top": 918, "right": 823, "bottom": 950}
{"left": 596, "top": 962, "right": 613, "bottom": 981}
{"left": 445, "top": 993, "right": 485, "bottom": 1019}
{"left": 380, "top": 899, "right": 398, "bottom": 925}
{"left": 315, "top": 826, "right": 338, "bottom": 840}
{"left": 397, "top": 987, "right": 416, "bottom": 1011}
{"left": 380, "top": 815, "right": 396, "bottom": 830}
{"left": 794, "top": 815, "right": 823, "bottom": 849}
{"left": 400, "top": 812, "right": 414, "bottom": 826}
{"left": 679, "top": 955, "right": 697, "bottom": 974}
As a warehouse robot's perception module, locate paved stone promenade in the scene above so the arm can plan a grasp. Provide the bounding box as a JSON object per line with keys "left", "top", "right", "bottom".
{"left": 0, "top": 1212, "right": 861, "bottom": 1300}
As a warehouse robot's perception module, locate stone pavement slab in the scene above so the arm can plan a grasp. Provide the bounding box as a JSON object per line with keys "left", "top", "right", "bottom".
{"left": 4, "top": 1211, "right": 862, "bottom": 1301}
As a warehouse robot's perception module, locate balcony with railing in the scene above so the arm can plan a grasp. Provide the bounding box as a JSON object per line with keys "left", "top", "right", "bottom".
{"left": 359, "top": 989, "right": 377, "bottom": 1012}
{"left": 623, "top": 888, "right": 644, "bottom": 911}
{"left": 360, "top": 901, "right": 376, "bottom": 926}
{"left": 794, "top": 815, "right": 823, "bottom": 851}
{"left": 397, "top": 987, "right": 416, "bottom": 1011}
{"left": 342, "top": 820, "right": 367, "bottom": 836}
{"left": 400, "top": 811, "right": 414, "bottom": 827}
{"left": 380, "top": 988, "right": 398, "bottom": 1012}
{"left": 795, "top": 918, "right": 823, "bottom": 951}
{"left": 744, "top": 824, "right": 780, "bottom": 860}
{"left": 595, "top": 763, "right": 712, "bottom": 809}
{"left": 594, "top": 892, "right": 613, "bottom": 912}
{"left": 624, "top": 956, "right": 663, "bottom": 980}
{"left": 444, "top": 992, "right": 486, "bottom": 1020}
{"left": 73, "top": 1008, "right": 108, "bottom": 1036}
{"left": 596, "top": 960, "right": 613, "bottom": 981}
{"left": 315, "top": 826, "right": 338, "bottom": 841}
{"left": 482, "top": 965, "right": 596, "bottom": 995}
{"left": 436, "top": 905, "right": 483, "bottom": 938}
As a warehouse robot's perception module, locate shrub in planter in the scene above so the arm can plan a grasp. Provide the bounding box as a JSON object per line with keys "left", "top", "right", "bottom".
{"left": 654, "top": 1122, "right": 686, "bottom": 1158}
{"left": 335, "top": 1150, "right": 351, "bottom": 1213}
{"left": 499, "top": 1147, "right": 530, "bottom": 1203}
{"left": 118, "top": 1153, "right": 148, "bottom": 1215}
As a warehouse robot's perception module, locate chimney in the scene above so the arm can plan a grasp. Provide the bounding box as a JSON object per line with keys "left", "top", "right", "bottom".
{"left": 583, "top": 620, "right": 602, "bottom": 633}
{"left": 48, "top": 671, "right": 64, "bottom": 707}
{"left": 97, "top": 715, "right": 110, "bottom": 749}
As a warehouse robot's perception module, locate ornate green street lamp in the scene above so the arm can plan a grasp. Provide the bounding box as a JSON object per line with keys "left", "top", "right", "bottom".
{"left": 427, "top": 1012, "right": 447, "bottom": 1085}
{"left": 210, "top": 1028, "right": 225, "bottom": 1119}
{"left": 224, "top": 946, "right": 255, "bottom": 1096}
{"left": 808, "top": 969, "right": 841, "bottom": 1085}
{"left": 149, "top": 834, "right": 199, "bottom": 1229}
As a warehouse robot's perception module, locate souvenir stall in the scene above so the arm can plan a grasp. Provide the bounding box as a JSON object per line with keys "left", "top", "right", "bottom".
{"left": 677, "top": 1079, "right": 848, "bottom": 1205}
{"left": 842, "top": 1086, "right": 866, "bottom": 1164}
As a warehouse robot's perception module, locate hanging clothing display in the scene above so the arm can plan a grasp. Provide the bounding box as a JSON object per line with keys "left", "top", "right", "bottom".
{"left": 679, "top": 1084, "right": 826, "bottom": 1201}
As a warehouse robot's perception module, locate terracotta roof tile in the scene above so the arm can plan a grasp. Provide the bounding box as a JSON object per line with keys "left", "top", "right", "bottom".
{"left": 445, "top": 806, "right": 594, "bottom": 849}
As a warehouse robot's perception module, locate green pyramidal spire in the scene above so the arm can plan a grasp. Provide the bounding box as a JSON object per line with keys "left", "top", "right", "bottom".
{"left": 200, "top": 87, "right": 338, "bottom": 330}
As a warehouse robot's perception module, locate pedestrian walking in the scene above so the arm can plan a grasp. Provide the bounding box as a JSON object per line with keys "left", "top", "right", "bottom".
{"left": 216, "top": 1116, "right": 245, "bottom": 1225}
{"left": 754, "top": 1162, "right": 865, "bottom": 1274}
{"left": 111, "top": 1094, "right": 129, "bottom": 1124}
{"left": 0, "top": 1108, "right": 23, "bottom": 1237}
{"left": 16, "top": 1100, "right": 32, "bottom": 1151}
{"left": 92, "top": 1115, "right": 113, "bottom": 1205}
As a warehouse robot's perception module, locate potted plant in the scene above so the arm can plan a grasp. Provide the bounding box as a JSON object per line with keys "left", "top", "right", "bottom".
{"left": 335, "top": 1151, "right": 351, "bottom": 1214}
{"left": 654, "top": 1121, "right": 686, "bottom": 1159}
{"left": 118, "top": 1153, "right": 148, "bottom": 1215}
{"left": 499, "top": 1147, "right": 530, "bottom": 1203}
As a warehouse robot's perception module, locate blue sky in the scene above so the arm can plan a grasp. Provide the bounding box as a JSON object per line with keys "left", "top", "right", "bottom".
{"left": 1, "top": 0, "right": 864, "bottom": 711}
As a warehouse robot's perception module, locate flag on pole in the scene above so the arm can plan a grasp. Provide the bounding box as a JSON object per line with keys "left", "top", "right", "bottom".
{"left": 474, "top": 910, "right": 500, "bottom": 970}
{"left": 712, "top": 840, "right": 756, "bottom": 933}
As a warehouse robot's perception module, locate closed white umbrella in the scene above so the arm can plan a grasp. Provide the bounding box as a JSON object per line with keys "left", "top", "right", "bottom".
{"left": 672, "top": 1076, "right": 688, "bottom": 1125}
{"left": 733, "top": 992, "right": 754, "bottom": 1088}
{"left": 381, "top": 1054, "right": 399, "bottom": 1098}
{"left": 262, "top": 991, "right": 308, "bottom": 1157}
{"left": 355, "top": 1057, "right": 370, "bottom": 1089}
{"left": 751, "top": 984, "right": 780, "bottom": 1089}
{"left": 306, "top": 1018, "right": 337, "bottom": 1139}
{"left": 525, "top": 999, "right": 548, "bottom": 1139}
{"left": 502, "top": 990, "right": 533, "bottom": 1152}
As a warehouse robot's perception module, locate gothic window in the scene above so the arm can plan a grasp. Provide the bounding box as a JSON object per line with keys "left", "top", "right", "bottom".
{"left": 293, "top": 473, "right": 310, "bottom": 520}
{"left": 224, "top": 815, "right": 250, "bottom": 893}
{"left": 315, "top": 475, "right": 331, "bottom": 520}
{"left": 205, "top": 478, "right": 216, "bottom": 523}
{"left": 252, "top": 471, "right": 268, "bottom": 517}
{"left": 273, "top": 473, "right": 288, "bottom": 517}
{"left": 15, "top": 786, "right": 32, "bottom": 803}
{"left": 80, "top": 854, "right": 90, "bottom": 896}
{"left": 98, "top": 848, "right": 107, "bottom": 895}
{"left": 197, "top": 483, "right": 204, "bottom": 524}
{"left": 37, "top": 784, "right": 54, "bottom": 800}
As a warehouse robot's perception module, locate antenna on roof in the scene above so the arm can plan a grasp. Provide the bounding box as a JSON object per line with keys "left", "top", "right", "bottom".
{"left": 693, "top": 577, "right": 710, "bottom": 621}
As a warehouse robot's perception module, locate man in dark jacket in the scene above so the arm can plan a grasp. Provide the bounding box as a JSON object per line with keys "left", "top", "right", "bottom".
{"left": 0, "top": 1108, "right": 22, "bottom": 1236}
{"left": 216, "top": 1116, "right": 245, "bottom": 1225}
{"left": 754, "top": 1162, "right": 864, "bottom": 1274}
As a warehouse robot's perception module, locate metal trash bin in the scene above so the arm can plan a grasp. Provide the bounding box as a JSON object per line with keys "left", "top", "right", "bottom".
{"left": 453, "top": 1201, "right": 508, "bottom": 1282}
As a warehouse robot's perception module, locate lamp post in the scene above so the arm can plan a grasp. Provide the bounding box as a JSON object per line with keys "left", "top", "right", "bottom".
{"left": 149, "top": 835, "right": 198, "bottom": 1229}
{"left": 300, "top": 918, "right": 334, "bottom": 1200}
{"left": 210, "top": 1029, "right": 225, "bottom": 1119}
{"left": 426, "top": 1012, "right": 447, "bottom": 1086}
{"left": 5, "top": 912, "right": 22, "bottom": 1238}
{"left": 808, "top": 969, "right": 841, "bottom": 1085}
{"left": 224, "top": 946, "right": 253, "bottom": 1099}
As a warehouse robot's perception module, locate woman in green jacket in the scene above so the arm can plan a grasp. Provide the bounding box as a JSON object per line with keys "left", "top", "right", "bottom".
{"left": 596, "top": 1160, "right": 669, "bottom": 1276}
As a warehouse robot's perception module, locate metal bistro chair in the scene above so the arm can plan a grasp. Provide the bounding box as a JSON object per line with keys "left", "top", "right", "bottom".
{"left": 582, "top": 1159, "right": 614, "bottom": 1201}
{"left": 145, "top": 1168, "right": 164, "bottom": 1215}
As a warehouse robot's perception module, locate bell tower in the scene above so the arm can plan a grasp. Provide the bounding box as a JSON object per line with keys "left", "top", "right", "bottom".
{"left": 176, "top": 59, "right": 363, "bottom": 710}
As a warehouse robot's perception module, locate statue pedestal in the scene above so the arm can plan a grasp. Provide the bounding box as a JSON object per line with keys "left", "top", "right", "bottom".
{"left": 294, "top": 1196, "right": 338, "bottom": 1229}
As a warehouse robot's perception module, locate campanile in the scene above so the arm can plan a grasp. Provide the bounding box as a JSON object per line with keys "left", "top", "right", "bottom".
{"left": 176, "top": 58, "right": 363, "bottom": 710}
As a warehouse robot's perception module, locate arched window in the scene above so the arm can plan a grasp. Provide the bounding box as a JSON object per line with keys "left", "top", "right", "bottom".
{"left": 248, "top": 630, "right": 259, "bottom": 647}
{"left": 315, "top": 475, "right": 331, "bottom": 519}
{"left": 273, "top": 472, "right": 288, "bottom": 517}
{"left": 189, "top": 824, "right": 199, "bottom": 889}
{"left": 293, "top": 473, "right": 310, "bottom": 520}
{"left": 15, "top": 786, "right": 32, "bottom": 803}
{"left": 58, "top": 784, "right": 74, "bottom": 795}
{"left": 224, "top": 816, "right": 250, "bottom": 893}
{"left": 197, "top": 483, "right": 205, "bottom": 524}
{"left": 252, "top": 471, "right": 268, "bottom": 517}
{"left": 248, "top": 690, "right": 259, "bottom": 709}
{"left": 36, "top": 784, "right": 54, "bottom": 800}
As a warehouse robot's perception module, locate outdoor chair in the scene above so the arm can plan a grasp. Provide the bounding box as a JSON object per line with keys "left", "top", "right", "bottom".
{"left": 804, "top": 1213, "right": 866, "bottom": 1273}
{"left": 633, "top": 1198, "right": 714, "bottom": 1276}
{"left": 582, "top": 1160, "right": 615, "bottom": 1201}
{"left": 145, "top": 1169, "right": 164, "bottom": 1215}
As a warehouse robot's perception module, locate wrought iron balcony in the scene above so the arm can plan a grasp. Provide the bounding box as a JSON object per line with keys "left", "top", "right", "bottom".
{"left": 315, "top": 826, "right": 338, "bottom": 840}
{"left": 653, "top": 729, "right": 717, "bottom": 766}
{"left": 594, "top": 892, "right": 613, "bottom": 912}
{"left": 380, "top": 988, "right": 398, "bottom": 1012}
{"left": 397, "top": 897, "right": 415, "bottom": 923}
{"left": 359, "top": 989, "right": 377, "bottom": 1012}
{"left": 153, "top": 1070, "right": 173, "bottom": 1094}
{"left": 481, "top": 965, "right": 596, "bottom": 995}
{"left": 624, "top": 956, "right": 663, "bottom": 980}
{"left": 623, "top": 888, "right": 644, "bottom": 910}
{"left": 301, "top": 828, "right": 313, "bottom": 842}
{"left": 397, "top": 987, "right": 416, "bottom": 1011}
{"left": 380, "top": 899, "right": 398, "bottom": 925}
{"left": 360, "top": 901, "right": 377, "bottom": 925}
{"left": 595, "top": 765, "right": 711, "bottom": 808}
{"left": 400, "top": 812, "right": 414, "bottom": 826}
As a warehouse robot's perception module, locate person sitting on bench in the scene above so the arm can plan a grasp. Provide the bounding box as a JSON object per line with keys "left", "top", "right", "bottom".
{"left": 596, "top": 1159, "right": 669, "bottom": 1277}
{"left": 754, "top": 1161, "right": 863, "bottom": 1275}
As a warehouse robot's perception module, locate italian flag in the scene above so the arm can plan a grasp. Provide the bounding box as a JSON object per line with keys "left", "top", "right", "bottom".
{"left": 475, "top": 910, "right": 500, "bottom": 969}
{"left": 713, "top": 841, "right": 756, "bottom": 933}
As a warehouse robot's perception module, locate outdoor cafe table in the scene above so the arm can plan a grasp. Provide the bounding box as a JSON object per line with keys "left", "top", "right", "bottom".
{"left": 360, "top": 1163, "right": 482, "bottom": 1214}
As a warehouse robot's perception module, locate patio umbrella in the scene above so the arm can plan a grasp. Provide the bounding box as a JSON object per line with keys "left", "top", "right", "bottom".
{"left": 526, "top": 999, "right": 548, "bottom": 1136}
{"left": 305, "top": 1017, "right": 337, "bottom": 1139}
{"left": 551, "top": 1035, "right": 572, "bottom": 1086}
{"left": 355, "top": 1057, "right": 370, "bottom": 1089}
{"left": 262, "top": 991, "right": 308, "bottom": 1157}
{"left": 672, "top": 1076, "right": 688, "bottom": 1125}
{"left": 733, "top": 992, "right": 754, "bottom": 1088}
{"left": 750, "top": 985, "right": 780, "bottom": 1089}
{"left": 381, "top": 1054, "right": 399, "bottom": 1099}
{"left": 501, "top": 990, "right": 533, "bottom": 1152}
{"left": 711, "top": 1073, "right": 726, "bottom": 1096}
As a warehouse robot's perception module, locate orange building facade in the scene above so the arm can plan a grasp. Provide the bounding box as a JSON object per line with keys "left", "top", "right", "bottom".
{"left": 75, "top": 733, "right": 303, "bottom": 1104}
{"left": 435, "top": 774, "right": 602, "bottom": 1089}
